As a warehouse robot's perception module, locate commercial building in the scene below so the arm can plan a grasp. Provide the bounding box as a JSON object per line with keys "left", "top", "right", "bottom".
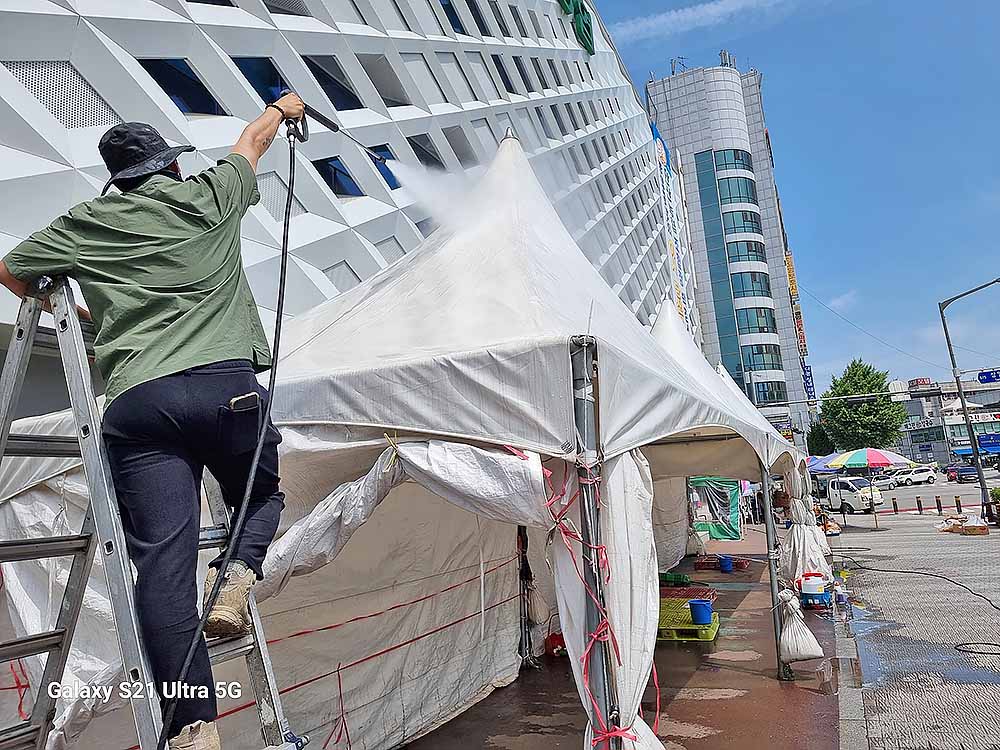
{"left": 0, "top": 0, "right": 677, "bottom": 416}
{"left": 646, "top": 51, "right": 814, "bottom": 448}
{"left": 892, "top": 376, "right": 1000, "bottom": 464}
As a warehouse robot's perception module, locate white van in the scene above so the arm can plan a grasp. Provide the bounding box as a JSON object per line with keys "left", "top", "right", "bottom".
{"left": 822, "top": 477, "right": 883, "bottom": 514}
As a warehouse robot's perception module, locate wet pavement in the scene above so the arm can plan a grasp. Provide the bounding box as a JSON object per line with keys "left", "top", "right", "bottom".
{"left": 410, "top": 529, "right": 839, "bottom": 749}
{"left": 832, "top": 512, "right": 1000, "bottom": 749}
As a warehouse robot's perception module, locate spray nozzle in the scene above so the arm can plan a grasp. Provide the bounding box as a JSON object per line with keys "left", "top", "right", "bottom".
{"left": 278, "top": 89, "right": 386, "bottom": 163}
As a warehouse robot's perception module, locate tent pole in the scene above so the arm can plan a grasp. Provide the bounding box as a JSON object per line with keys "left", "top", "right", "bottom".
{"left": 760, "top": 462, "right": 794, "bottom": 681}
{"left": 570, "top": 337, "right": 621, "bottom": 749}
{"left": 517, "top": 525, "right": 539, "bottom": 668}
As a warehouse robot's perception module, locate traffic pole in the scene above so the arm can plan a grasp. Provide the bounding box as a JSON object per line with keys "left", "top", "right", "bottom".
{"left": 935, "top": 495, "right": 943, "bottom": 515}
{"left": 956, "top": 495, "right": 963, "bottom": 514}
{"left": 916, "top": 496, "right": 923, "bottom": 514}
{"left": 892, "top": 497, "right": 898, "bottom": 514}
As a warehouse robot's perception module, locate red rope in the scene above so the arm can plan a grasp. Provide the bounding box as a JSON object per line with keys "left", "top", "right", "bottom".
{"left": 321, "top": 664, "right": 351, "bottom": 749}
{"left": 11, "top": 660, "right": 29, "bottom": 721}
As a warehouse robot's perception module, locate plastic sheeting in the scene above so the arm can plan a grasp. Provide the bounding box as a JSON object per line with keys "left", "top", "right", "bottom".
{"left": 779, "top": 496, "right": 833, "bottom": 585}
{"left": 689, "top": 477, "right": 742, "bottom": 541}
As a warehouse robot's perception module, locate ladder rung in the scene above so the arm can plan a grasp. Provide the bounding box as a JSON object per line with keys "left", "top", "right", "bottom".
{"left": 208, "top": 634, "right": 255, "bottom": 665}
{"left": 0, "top": 535, "right": 90, "bottom": 563}
{"left": 199, "top": 525, "right": 229, "bottom": 549}
{"left": 33, "top": 322, "right": 96, "bottom": 356}
{"left": 4, "top": 434, "right": 80, "bottom": 458}
{"left": 0, "top": 723, "right": 40, "bottom": 750}
{"left": 0, "top": 629, "right": 65, "bottom": 662}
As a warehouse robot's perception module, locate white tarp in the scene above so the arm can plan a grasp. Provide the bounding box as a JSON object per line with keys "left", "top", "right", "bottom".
{"left": 779, "top": 496, "right": 833, "bottom": 585}
{"left": 0, "top": 135, "right": 805, "bottom": 750}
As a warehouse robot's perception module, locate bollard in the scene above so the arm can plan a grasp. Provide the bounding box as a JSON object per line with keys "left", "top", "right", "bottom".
{"left": 935, "top": 495, "right": 943, "bottom": 515}
{"left": 916, "top": 496, "right": 923, "bottom": 514}
{"left": 892, "top": 497, "right": 899, "bottom": 514}
{"left": 955, "top": 495, "right": 963, "bottom": 514}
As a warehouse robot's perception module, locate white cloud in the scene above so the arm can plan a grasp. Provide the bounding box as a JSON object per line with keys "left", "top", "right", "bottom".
{"left": 609, "top": 0, "right": 797, "bottom": 45}
{"left": 827, "top": 289, "right": 857, "bottom": 312}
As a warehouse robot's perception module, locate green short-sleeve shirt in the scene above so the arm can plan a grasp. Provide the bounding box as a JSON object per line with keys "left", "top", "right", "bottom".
{"left": 3, "top": 154, "right": 272, "bottom": 404}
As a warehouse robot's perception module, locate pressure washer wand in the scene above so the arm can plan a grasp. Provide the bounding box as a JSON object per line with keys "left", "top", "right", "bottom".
{"left": 279, "top": 89, "right": 386, "bottom": 163}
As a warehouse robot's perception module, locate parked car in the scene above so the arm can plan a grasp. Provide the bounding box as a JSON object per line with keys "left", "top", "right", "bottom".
{"left": 821, "top": 477, "right": 883, "bottom": 514}
{"left": 872, "top": 474, "right": 897, "bottom": 490}
{"left": 945, "top": 464, "right": 961, "bottom": 481}
{"left": 956, "top": 466, "right": 980, "bottom": 483}
{"left": 893, "top": 466, "right": 936, "bottom": 485}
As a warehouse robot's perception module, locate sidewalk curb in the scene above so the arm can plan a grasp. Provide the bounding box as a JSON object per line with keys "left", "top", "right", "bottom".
{"left": 837, "top": 612, "right": 869, "bottom": 749}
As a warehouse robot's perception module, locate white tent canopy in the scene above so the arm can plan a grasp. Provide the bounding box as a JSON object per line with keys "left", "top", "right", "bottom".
{"left": 0, "top": 135, "right": 804, "bottom": 750}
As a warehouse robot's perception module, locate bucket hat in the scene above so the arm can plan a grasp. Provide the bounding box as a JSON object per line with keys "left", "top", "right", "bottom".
{"left": 99, "top": 122, "right": 194, "bottom": 195}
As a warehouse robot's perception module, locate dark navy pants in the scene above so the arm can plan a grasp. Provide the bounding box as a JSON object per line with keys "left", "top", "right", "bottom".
{"left": 102, "top": 360, "right": 284, "bottom": 737}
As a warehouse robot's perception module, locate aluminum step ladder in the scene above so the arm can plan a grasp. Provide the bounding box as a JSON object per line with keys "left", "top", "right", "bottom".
{"left": 0, "top": 277, "right": 307, "bottom": 750}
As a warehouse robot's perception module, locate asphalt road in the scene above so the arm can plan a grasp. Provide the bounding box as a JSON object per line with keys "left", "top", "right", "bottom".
{"left": 820, "top": 469, "right": 1000, "bottom": 519}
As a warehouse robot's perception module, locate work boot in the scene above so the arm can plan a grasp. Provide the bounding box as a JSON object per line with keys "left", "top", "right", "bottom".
{"left": 204, "top": 561, "right": 255, "bottom": 638}
{"left": 168, "top": 721, "right": 221, "bottom": 750}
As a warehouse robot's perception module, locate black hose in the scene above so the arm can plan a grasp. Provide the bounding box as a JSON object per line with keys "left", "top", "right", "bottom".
{"left": 157, "top": 130, "right": 297, "bottom": 749}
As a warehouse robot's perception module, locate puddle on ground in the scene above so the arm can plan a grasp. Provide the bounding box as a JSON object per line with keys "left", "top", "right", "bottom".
{"left": 657, "top": 717, "right": 720, "bottom": 739}
{"left": 672, "top": 687, "right": 747, "bottom": 700}
{"left": 706, "top": 649, "right": 762, "bottom": 662}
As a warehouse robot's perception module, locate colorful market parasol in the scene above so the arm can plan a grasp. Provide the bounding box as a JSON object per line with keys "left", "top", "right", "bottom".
{"left": 826, "top": 448, "right": 915, "bottom": 469}
{"left": 807, "top": 452, "right": 841, "bottom": 473}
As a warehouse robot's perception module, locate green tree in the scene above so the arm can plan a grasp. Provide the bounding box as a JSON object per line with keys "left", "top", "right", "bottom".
{"left": 820, "top": 359, "right": 907, "bottom": 450}
{"left": 807, "top": 420, "right": 836, "bottom": 455}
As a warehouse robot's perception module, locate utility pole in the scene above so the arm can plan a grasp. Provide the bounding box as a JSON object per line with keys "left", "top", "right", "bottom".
{"left": 938, "top": 277, "right": 1000, "bottom": 521}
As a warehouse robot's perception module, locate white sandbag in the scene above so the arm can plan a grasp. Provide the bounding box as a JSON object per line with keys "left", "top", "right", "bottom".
{"left": 778, "top": 589, "right": 823, "bottom": 662}
{"left": 779, "top": 496, "right": 833, "bottom": 585}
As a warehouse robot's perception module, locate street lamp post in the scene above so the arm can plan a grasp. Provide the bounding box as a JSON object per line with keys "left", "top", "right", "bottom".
{"left": 938, "top": 277, "right": 1000, "bottom": 521}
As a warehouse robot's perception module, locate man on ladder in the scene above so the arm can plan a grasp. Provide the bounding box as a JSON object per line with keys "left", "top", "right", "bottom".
{"left": 0, "top": 92, "right": 304, "bottom": 750}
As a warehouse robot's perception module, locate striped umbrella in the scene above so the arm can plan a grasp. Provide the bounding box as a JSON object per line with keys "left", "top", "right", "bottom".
{"left": 826, "top": 448, "right": 915, "bottom": 469}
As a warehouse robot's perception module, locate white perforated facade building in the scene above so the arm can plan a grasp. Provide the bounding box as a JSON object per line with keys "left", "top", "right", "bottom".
{"left": 0, "top": 0, "right": 687, "bottom": 416}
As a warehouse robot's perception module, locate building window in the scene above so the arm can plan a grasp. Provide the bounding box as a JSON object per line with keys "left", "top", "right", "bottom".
{"left": 465, "top": 0, "right": 491, "bottom": 34}
{"left": 718, "top": 176, "right": 758, "bottom": 205}
{"left": 358, "top": 54, "right": 412, "bottom": 107}
{"left": 407, "top": 134, "right": 445, "bottom": 169}
{"left": 312, "top": 156, "right": 365, "bottom": 197}
{"left": 303, "top": 56, "right": 363, "bottom": 111}
{"left": 508, "top": 4, "right": 528, "bottom": 35}
{"left": 727, "top": 240, "right": 766, "bottom": 263}
{"left": 443, "top": 126, "right": 478, "bottom": 167}
{"left": 438, "top": 0, "right": 466, "bottom": 33}
{"left": 487, "top": 0, "right": 510, "bottom": 35}
{"left": 714, "top": 148, "right": 753, "bottom": 172}
{"left": 264, "top": 0, "right": 311, "bottom": 14}
{"left": 376, "top": 236, "right": 406, "bottom": 263}
{"left": 138, "top": 59, "right": 226, "bottom": 115}
{"left": 491, "top": 54, "right": 516, "bottom": 94}
{"left": 736, "top": 307, "right": 777, "bottom": 334}
{"left": 530, "top": 58, "right": 549, "bottom": 90}
{"left": 324, "top": 260, "right": 362, "bottom": 291}
{"left": 731, "top": 271, "right": 772, "bottom": 298}
{"left": 723, "top": 210, "right": 762, "bottom": 235}
{"left": 547, "top": 59, "right": 563, "bottom": 87}
{"left": 550, "top": 104, "right": 569, "bottom": 136}
{"left": 400, "top": 53, "right": 446, "bottom": 105}
{"left": 416, "top": 217, "right": 437, "bottom": 237}
{"left": 742, "top": 344, "right": 783, "bottom": 372}
{"left": 232, "top": 57, "right": 288, "bottom": 102}
{"left": 188, "top": 0, "right": 233, "bottom": 4}
{"left": 368, "top": 144, "right": 400, "bottom": 188}
{"left": 512, "top": 56, "right": 534, "bottom": 93}
{"left": 754, "top": 380, "right": 788, "bottom": 405}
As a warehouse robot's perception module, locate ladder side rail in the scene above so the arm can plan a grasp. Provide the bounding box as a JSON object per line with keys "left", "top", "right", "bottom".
{"left": 48, "top": 280, "right": 163, "bottom": 748}
{"left": 28, "top": 510, "right": 98, "bottom": 750}
{"left": 0, "top": 297, "right": 43, "bottom": 460}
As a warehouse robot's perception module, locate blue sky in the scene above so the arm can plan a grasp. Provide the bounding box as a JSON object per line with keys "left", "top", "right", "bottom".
{"left": 598, "top": 0, "right": 1000, "bottom": 393}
